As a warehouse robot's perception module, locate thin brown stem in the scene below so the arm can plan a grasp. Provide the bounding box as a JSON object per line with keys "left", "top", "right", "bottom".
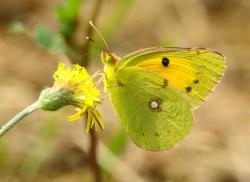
{"left": 80, "top": 1, "right": 104, "bottom": 182}
{"left": 88, "top": 128, "right": 101, "bottom": 182}
{"left": 61, "top": 0, "right": 104, "bottom": 180}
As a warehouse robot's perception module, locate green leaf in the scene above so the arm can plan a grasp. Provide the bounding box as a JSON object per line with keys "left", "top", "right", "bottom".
{"left": 56, "top": 0, "right": 81, "bottom": 39}
{"left": 8, "top": 21, "right": 27, "bottom": 33}
{"left": 33, "top": 24, "right": 66, "bottom": 53}
{"left": 56, "top": 0, "right": 81, "bottom": 21}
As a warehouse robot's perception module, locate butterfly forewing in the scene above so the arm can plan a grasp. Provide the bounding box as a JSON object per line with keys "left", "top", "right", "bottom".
{"left": 116, "top": 47, "right": 226, "bottom": 109}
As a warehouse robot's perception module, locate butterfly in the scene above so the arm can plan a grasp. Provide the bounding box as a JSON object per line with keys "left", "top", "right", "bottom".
{"left": 90, "top": 22, "right": 226, "bottom": 151}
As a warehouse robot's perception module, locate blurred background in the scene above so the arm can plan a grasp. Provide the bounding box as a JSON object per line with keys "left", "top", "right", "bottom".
{"left": 0, "top": 0, "right": 250, "bottom": 181}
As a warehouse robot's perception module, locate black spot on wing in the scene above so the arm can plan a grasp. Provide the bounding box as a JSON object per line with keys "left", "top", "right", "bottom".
{"left": 186, "top": 86, "right": 192, "bottom": 93}
{"left": 162, "top": 57, "right": 169, "bottom": 67}
{"left": 193, "top": 79, "right": 199, "bottom": 84}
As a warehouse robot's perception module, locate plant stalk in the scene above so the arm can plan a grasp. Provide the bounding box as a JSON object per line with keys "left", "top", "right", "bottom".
{"left": 0, "top": 102, "right": 40, "bottom": 137}
{"left": 89, "top": 128, "right": 101, "bottom": 182}
{"left": 81, "top": 1, "right": 104, "bottom": 181}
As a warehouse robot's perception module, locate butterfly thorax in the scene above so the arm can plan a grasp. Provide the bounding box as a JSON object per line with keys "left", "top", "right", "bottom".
{"left": 101, "top": 51, "right": 121, "bottom": 88}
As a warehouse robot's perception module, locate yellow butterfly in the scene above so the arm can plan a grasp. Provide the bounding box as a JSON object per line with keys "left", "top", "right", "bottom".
{"left": 91, "top": 21, "right": 226, "bottom": 150}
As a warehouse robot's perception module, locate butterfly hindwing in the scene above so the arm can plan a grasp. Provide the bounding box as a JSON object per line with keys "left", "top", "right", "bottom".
{"left": 106, "top": 67, "right": 193, "bottom": 150}
{"left": 116, "top": 47, "right": 226, "bottom": 109}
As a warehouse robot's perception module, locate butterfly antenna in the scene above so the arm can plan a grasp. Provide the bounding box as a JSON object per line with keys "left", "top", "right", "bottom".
{"left": 89, "top": 20, "right": 111, "bottom": 54}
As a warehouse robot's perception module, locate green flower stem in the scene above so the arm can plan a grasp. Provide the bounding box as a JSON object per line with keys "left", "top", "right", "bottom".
{"left": 0, "top": 102, "right": 41, "bottom": 137}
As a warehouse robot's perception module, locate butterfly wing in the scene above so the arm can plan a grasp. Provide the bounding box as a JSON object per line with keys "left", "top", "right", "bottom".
{"left": 106, "top": 67, "right": 193, "bottom": 150}
{"left": 104, "top": 47, "right": 226, "bottom": 150}
{"left": 116, "top": 47, "right": 226, "bottom": 109}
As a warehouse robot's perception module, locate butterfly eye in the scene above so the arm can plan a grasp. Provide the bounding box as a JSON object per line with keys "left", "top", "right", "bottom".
{"left": 162, "top": 57, "right": 169, "bottom": 67}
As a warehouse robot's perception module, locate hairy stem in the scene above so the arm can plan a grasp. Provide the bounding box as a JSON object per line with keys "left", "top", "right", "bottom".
{"left": 0, "top": 102, "right": 40, "bottom": 137}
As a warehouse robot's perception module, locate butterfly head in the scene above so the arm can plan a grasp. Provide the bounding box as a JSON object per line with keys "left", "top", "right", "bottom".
{"left": 101, "top": 51, "right": 120, "bottom": 65}
{"left": 88, "top": 21, "right": 121, "bottom": 66}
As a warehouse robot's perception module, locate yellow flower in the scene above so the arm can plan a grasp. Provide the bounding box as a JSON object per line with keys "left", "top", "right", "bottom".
{"left": 39, "top": 62, "right": 104, "bottom": 133}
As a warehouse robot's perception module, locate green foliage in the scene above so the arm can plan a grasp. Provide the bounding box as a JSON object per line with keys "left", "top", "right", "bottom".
{"left": 0, "top": 139, "right": 7, "bottom": 169}
{"left": 9, "top": 22, "right": 66, "bottom": 54}
{"left": 56, "top": 0, "right": 81, "bottom": 39}
{"left": 107, "top": 128, "right": 128, "bottom": 155}
{"left": 34, "top": 24, "right": 66, "bottom": 53}
{"left": 101, "top": 128, "right": 128, "bottom": 180}
{"left": 18, "top": 116, "right": 61, "bottom": 180}
{"left": 101, "top": 0, "right": 135, "bottom": 40}
{"left": 87, "top": 0, "right": 136, "bottom": 59}
{"left": 37, "top": 116, "right": 61, "bottom": 142}
{"left": 8, "top": 21, "right": 27, "bottom": 33}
